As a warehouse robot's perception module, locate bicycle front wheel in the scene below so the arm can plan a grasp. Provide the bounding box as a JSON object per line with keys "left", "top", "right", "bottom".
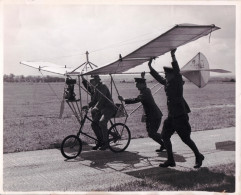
{"left": 107, "top": 123, "right": 131, "bottom": 153}
{"left": 61, "top": 135, "right": 82, "bottom": 159}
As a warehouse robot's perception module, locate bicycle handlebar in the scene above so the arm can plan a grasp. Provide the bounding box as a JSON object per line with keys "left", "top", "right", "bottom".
{"left": 81, "top": 106, "right": 90, "bottom": 115}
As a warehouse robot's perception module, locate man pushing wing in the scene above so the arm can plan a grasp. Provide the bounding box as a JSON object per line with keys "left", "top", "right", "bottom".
{"left": 148, "top": 48, "right": 204, "bottom": 168}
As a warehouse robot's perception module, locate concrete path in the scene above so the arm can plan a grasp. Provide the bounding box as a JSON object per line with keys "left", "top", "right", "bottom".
{"left": 3, "top": 127, "right": 235, "bottom": 192}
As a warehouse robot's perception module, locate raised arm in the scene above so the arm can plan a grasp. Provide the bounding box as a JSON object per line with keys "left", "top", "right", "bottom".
{"left": 82, "top": 76, "right": 94, "bottom": 95}
{"left": 171, "top": 48, "right": 180, "bottom": 74}
{"left": 148, "top": 59, "right": 166, "bottom": 85}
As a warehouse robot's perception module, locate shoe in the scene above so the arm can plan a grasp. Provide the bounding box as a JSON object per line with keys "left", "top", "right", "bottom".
{"left": 159, "top": 160, "right": 176, "bottom": 168}
{"left": 92, "top": 142, "right": 102, "bottom": 150}
{"left": 155, "top": 145, "right": 166, "bottom": 152}
{"left": 99, "top": 144, "right": 109, "bottom": 151}
{"left": 92, "top": 145, "right": 99, "bottom": 150}
{"left": 194, "top": 154, "right": 204, "bottom": 168}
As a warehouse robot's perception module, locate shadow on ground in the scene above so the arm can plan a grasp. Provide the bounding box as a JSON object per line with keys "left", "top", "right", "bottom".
{"left": 65, "top": 149, "right": 150, "bottom": 171}
{"left": 63, "top": 144, "right": 187, "bottom": 172}
{"left": 125, "top": 166, "right": 235, "bottom": 192}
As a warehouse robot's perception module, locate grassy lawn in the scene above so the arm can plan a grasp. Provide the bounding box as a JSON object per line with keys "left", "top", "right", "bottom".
{"left": 107, "top": 163, "right": 235, "bottom": 192}
{"left": 3, "top": 81, "right": 235, "bottom": 153}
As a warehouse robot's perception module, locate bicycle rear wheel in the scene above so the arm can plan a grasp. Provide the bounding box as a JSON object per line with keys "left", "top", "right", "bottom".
{"left": 107, "top": 123, "right": 131, "bottom": 153}
{"left": 61, "top": 135, "right": 82, "bottom": 159}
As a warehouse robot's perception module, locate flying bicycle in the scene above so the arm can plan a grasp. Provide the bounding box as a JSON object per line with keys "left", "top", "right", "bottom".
{"left": 20, "top": 24, "right": 231, "bottom": 159}
{"left": 61, "top": 104, "right": 131, "bottom": 159}
{"left": 60, "top": 76, "right": 130, "bottom": 159}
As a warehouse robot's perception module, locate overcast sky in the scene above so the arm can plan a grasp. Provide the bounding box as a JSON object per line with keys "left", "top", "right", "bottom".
{"left": 2, "top": 2, "right": 237, "bottom": 76}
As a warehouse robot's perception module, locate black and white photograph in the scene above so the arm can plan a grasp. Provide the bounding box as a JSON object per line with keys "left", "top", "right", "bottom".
{"left": 1, "top": 0, "right": 240, "bottom": 194}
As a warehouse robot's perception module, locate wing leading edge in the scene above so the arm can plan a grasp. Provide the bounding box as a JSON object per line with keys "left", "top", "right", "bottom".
{"left": 20, "top": 61, "right": 80, "bottom": 75}
{"left": 84, "top": 24, "right": 220, "bottom": 75}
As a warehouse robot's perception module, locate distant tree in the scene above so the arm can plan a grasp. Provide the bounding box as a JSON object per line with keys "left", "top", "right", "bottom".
{"left": 3, "top": 74, "right": 65, "bottom": 83}
{"left": 20, "top": 75, "right": 25, "bottom": 82}
{"left": 14, "top": 75, "right": 20, "bottom": 82}
{"left": 25, "top": 75, "right": 33, "bottom": 82}
{"left": 9, "top": 74, "right": 15, "bottom": 82}
{"left": 3, "top": 74, "right": 9, "bottom": 82}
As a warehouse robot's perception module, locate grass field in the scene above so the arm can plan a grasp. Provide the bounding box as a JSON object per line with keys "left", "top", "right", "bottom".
{"left": 3, "top": 80, "right": 235, "bottom": 153}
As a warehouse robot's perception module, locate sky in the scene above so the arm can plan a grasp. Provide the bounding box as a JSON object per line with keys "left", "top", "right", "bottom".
{"left": 2, "top": 1, "right": 238, "bottom": 76}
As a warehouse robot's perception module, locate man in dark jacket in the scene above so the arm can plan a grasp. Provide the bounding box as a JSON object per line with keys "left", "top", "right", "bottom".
{"left": 148, "top": 48, "right": 204, "bottom": 168}
{"left": 81, "top": 75, "right": 100, "bottom": 150}
{"left": 118, "top": 73, "right": 165, "bottom": 152}
{"left": 82, "top": 75, "right": 116, "bottom": 150}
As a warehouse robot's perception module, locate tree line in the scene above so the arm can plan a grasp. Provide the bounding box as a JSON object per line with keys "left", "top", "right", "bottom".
{"left": 4, "top": 73, "right": 235, "bottom": 83}
{"left": 3, "top": 74, "right": 65, "bottom": 83}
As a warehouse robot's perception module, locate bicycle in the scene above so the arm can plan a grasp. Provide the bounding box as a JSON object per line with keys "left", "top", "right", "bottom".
{"left": 61, "top": 105, "right": 131, "bottom": 159}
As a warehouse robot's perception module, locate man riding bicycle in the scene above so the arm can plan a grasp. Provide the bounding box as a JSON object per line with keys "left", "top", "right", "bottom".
{"left": 82, "top": 75, "right": 116, "bottom": 150}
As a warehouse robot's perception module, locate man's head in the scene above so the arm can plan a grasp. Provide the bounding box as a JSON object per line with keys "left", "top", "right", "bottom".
{"left": 90, "top": 75, "right": 101, "bottom": 86}
{"left": 134, "top": 78, "right": 146, "bottom": 90}
{"left": 163, "top": 66, "right": 174, "bottom": 82}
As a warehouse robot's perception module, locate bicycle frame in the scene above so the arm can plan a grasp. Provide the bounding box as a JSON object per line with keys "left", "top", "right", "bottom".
{"left": 75, "top": 109, "right": 116, "bottom": 143}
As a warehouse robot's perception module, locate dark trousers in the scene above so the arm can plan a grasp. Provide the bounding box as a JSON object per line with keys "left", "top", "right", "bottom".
{"left": 161, "top": 114, "right": 201, "bottom": 161}
{"left": 91, "top": 108, "right": 115, "bottom": 143}
{"left": 146, "top": 117, "right": 164, "bottom": 146}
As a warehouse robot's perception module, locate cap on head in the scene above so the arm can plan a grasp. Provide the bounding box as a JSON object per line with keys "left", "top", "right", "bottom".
{"left": 90, "top": 75, "right": 101, "bottom": 81}
{"left": 134, "top": 78, "right": 146, "bottom": 84}
{"left": 163, "top": 66, "right": 174, "bottom": 73}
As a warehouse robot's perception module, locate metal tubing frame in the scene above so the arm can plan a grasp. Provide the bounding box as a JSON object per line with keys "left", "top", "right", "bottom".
{"left": 77, "top": 75, "right": 83, "bottom": 120}
{"left": 71, "top": 102, "right": 79, "bottom": 119}
{"left": 75, "top": 101, "right": 82, "bottom": 119}
{"left": 79, "top": 131, "right": 98, "bottom": 142}
{"left": 70, "top": 61, "right": 87, "bottom": 74}
{"left": 89, "top": 62, "right": 98, "bottom": 68}
{"left": 66, "top": 101, "right": 82, "bottom": 124}
{"left": 76, "top": 113, "right": 98, "bottom": 142}
{"left": 65, "top": 52, "right": 99, "bottom": 126}
{"left": 77, "top": 111, "right": 118, "bottom": 143}
{"left": 110, "top": 74, "right": 128, "bottom": 118}
{"left": 79, "top": 117, "right": 118, "bottom": 142}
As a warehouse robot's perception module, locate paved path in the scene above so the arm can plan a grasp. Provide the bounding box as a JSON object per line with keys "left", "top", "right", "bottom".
{"left": 3, "top": 127, "right": 235, "bottom": 192}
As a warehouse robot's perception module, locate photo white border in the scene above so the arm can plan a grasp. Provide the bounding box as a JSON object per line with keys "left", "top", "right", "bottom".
{"left": 1, "top": 0, "right": 240, "bottom": 195}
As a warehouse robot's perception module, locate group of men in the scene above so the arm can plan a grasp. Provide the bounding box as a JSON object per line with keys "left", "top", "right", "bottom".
{"left": 82, "top": 48, "right": 204, "bottom": 169}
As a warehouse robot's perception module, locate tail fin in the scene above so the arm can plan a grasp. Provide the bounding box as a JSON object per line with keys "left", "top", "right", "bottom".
{"left": 180, "top": 52, "right": 231, "bottom": 88}
{"left": 180, "top": 52, "right": 210, "bottom": 88}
